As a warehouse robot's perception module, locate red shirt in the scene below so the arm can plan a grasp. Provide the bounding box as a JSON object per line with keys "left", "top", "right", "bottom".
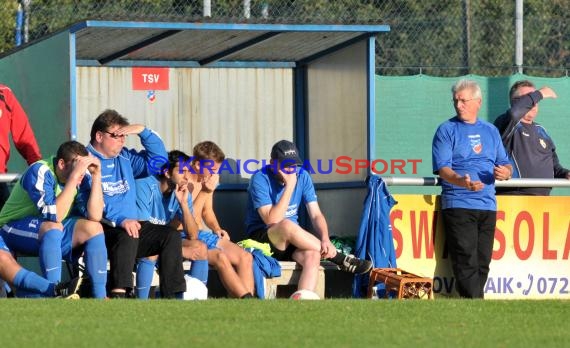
{"left": 0, "top": 84, "right": 42, "bottom": 173}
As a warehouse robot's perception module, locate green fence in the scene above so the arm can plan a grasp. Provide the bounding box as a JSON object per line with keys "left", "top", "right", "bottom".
{"left": 375, "top": 74, "right": 570, "bottom": 195}
{"left": 0, "top": 31, "right": 71, "bottom": 175}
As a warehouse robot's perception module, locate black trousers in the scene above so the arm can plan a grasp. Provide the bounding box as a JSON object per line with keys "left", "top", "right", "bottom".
{"left": 442, "top": 208, "right": 496, "bottom": 299}
{"left": 104, "top": 221, "right": 186, "bottom": 298}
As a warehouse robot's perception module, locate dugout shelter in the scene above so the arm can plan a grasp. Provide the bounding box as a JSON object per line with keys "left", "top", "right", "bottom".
{"left": 0, "top": 21, "right": 390, "bottom": 240}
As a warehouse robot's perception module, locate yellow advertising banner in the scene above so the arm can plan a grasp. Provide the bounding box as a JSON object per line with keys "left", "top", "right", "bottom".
{"left": 392, "top": 194, "right": 570, "bottom": 299}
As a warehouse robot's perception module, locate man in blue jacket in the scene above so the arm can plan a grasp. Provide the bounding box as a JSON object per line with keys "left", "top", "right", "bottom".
{"left": 86, "top": 109, "right": 185, "bottom": 298}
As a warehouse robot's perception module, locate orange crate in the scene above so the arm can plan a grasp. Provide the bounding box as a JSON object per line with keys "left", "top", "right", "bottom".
{"left": 367, "top": 268, "right": 433, "bottom": 299}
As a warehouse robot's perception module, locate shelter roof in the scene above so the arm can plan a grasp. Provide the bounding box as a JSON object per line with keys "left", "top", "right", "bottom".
{"left": 70, "top": 21, "right": 389, "bottom": 65}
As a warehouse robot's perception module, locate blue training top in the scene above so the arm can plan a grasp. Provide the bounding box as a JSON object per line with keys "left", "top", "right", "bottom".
{"left": 0, "top": 156, "right": 90, "bottom": 226}
{"left": 86, "top": 128, "right": 167, "bottom": 226}
{"left": 432, "top": 117, "right": 509, "bottom": 211}
{"left": 245, "top": 166, "right": 317, "bottom": 234}
{"left": 135, "top": 175, "right": 193, "bottom": 225}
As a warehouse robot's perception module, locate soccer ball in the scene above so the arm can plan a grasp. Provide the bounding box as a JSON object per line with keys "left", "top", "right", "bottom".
{"left": 289, "top": 289, "right": 320, "bottom": 300}
{"left": 182, "top": 275, "right": 208, "bottom": 300}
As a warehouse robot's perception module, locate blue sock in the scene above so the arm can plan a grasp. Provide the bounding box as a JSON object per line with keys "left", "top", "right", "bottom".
{"left": 13, "top": 268, "right": 55, "bottom": 297}
{"left": 136, "top": 258, "right": 156, "bottom": 299}
{"left": 39, "top": 229, "right": 63, "bottom": 283}
{"left": 2, "top": 279, "right": 11, "bottom": 294}
{"left": 188, "top": 260, "right": 209, "bottom": 285}
{"left": 84, "top": 234, "right": 108, "bottom": 299}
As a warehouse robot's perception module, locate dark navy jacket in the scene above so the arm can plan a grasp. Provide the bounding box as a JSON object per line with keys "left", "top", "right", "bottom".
{"left": 494, "top": 90, "right": 569, "bottom": 195}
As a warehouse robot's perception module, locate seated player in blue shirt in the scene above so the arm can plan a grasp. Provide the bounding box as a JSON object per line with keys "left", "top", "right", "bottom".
{"left": 136, "top": 147, "right": 254, "bottom": 298}
{"left": 0, "top": 141, "right": 107, "bottom": 298}
{"left": 246, "top": 140, "right": 372, "bottom": 295}
{"left": 134, "top": 151, "right": 208, "bottom": 299}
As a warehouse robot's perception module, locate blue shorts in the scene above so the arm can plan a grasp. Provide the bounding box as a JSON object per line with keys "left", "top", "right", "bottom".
{"left": 180, "top": 230, "right": 220, "bottom": 250}
{"left": 0, "top": 217, "right": 78, "bottom": 261}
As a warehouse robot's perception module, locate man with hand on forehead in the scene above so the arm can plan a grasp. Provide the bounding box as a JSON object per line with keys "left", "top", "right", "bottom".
{"left": 246, "top": 140, "right": 372, "bottom": 295}
{"left": 0, "top": 141, "right": 107, "bottom": 298}
{"left": 86, "top": 109, "right": 185, "bottom": 299}
{"left": 493, "top": 80, "right": 569, "bottom": 195}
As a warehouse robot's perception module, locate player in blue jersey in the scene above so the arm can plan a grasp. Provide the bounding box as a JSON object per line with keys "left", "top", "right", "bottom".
{"left": 136, "top": 147, "right": 254, "bottom": 298}
{"left": 134, "top": 150, "right": 208, "bottom": 299}
{"left": 432, "top": 79, "right": 512, "bottom": 298}
{"left": 246, "top": 140, "right": 372, "bottom": 294}
{"left": 86, "top": 109, "right": 185, "bottom": 298}
{"left": 0, "top": 141, "right": 107, "bottom": 298}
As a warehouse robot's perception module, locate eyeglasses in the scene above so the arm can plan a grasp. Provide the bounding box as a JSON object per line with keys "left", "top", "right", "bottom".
{"left": 453, "top": 97, "right": 479, "bottom": 105}
{"left": 102, "top": 130, "right": 127, "bottom": 139}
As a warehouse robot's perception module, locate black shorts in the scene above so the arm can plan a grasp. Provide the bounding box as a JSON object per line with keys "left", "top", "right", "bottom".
{"left": 249, "top": 228, "right": 296, "bottom": 261}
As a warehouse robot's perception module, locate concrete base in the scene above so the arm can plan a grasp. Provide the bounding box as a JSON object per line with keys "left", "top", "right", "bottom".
{"left": 207, "top": 261, "right": 356, "bottom": 299}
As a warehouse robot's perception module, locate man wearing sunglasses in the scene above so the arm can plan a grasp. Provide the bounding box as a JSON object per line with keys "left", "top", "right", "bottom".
{"left": 86, "top": 109, "right": 185, "bottom": 299}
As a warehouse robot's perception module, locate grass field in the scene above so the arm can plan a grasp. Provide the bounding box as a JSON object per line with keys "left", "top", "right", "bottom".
{"left": 0, "top": 299, "right": 568, "bottom": 347}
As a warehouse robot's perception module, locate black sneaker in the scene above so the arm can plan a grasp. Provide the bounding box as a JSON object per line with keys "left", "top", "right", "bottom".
{"left": 109, "top": 291, "right": 126, "bottom": 299}
{"left": 54, "top": 277, "right": 82, "bottom": 299}
{"left": 339, "top": 255, "right": 373, "bottom": 274}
